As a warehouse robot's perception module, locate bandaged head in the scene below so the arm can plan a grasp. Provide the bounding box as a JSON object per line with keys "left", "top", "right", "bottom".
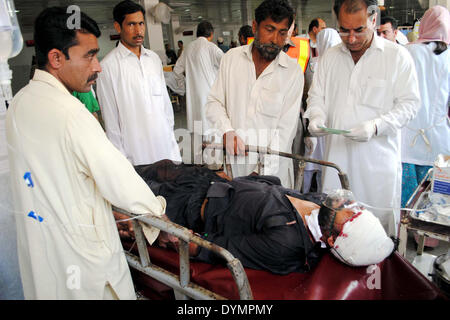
{"left": 321, "top": 190, "right": 395, "bottom": 267}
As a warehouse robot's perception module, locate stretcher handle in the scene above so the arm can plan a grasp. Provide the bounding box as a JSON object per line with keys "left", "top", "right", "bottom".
{"left": 202, "top": 143, "right": 351, "bottom": 190}
{"left": 113, "top": 206, "right": 253, "bottom": 300}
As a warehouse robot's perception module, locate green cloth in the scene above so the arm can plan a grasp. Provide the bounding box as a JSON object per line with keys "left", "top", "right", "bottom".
{"left": 72, "top": 91, "right": 100, "bottom": 113}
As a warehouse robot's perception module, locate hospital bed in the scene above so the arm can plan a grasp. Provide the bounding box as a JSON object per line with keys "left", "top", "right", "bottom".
{"left": 114, "top": 145, "right": 446, "bottom": 300}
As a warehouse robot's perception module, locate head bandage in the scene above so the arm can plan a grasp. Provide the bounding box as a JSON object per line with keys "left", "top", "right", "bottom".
{"left": 331, "top": 209, "right": 394, "bottom": 267}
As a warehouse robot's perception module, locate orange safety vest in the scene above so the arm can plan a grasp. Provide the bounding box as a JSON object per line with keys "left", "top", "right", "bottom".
{"left": 247, "top": 37, "right": 310, "bottom": 73}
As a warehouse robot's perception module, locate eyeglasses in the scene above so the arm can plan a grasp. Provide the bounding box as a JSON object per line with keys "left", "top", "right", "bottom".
{"left": 338, "top": 28, "right": 370, "bottom": 38}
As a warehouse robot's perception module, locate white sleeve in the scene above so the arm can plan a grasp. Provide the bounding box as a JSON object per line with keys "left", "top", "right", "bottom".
{"left": 374, "top": 48, "right": 421, "bottom": 136}
{"left": 213, "top": 46, "right": 224, "bottom": 69}
{"left": 205, "top": 55, "right": 234, "bottom": 136}
{"left": 159, "top": 63, "right": 175, "bottom": 129}
{"left": 172, "top": 50, "right": 186, "bottom": 92}
{"left": 263, "top": 67, "right": 304, "bottom": 175}
{"left": 67, "top": 109, "right": 166, "bottom": 244}
{"left": 96, "top": 63, "right": 128, "bottom": 158}
{"left": 304, "top": 54, "right": 328, "bottom": 122}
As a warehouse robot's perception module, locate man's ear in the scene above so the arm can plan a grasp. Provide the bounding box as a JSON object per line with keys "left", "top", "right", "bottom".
{"left": 47, "top": 49, "right": 65, "bottom": 70}
{"left": 327, "top": 236, "right": 335, "bottom": 247}
{"left": 393, "top": 29, "right": 398, "bottom": 37}
{"left": 114, "top": 21, "right": 122, "bottom": 34}
{"left": 252, "top": 20, "right": 257, "bottom": 36}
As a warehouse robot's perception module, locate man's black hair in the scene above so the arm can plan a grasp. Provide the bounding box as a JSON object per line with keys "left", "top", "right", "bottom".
{"left": 178, "top": 40, "right": 183, "bottom": 44}
{"left": 255, "top": 0, "right": 294, "bottom": 28}
{"left": 333, "top": 0, "right": 378, "bottom": 17}
{"left": 318, "top": 205, "right": 339, "bottom": 240}
{"left": 380, "top": 15, "right": 398, "bottom": 30}
{"left": 196, "top": 21, "right": 214, "bottom": 38}
{"left": 113, "top": 0, "right": 145, "bottom": 26}
{"left": 34, "top": 6, "right": 101, "bottom": 70}
{"left": 238, "top": 25, "right": 254, "bottom": 40}
{"left": 308, "top": 18, "right": 319, "bottom": 33}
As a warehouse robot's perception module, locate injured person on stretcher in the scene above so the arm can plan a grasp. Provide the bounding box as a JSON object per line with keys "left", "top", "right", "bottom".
{"left": 116, "top": 160, "right": 395, "bottom": 275}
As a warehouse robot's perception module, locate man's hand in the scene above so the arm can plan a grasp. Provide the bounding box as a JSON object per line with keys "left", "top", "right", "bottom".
{"left": 157, "top": 214, "right": 179, "bottom": 251}
{"left": 157, "top": 230, "right": 179, "bottom": 251}
{"left": 308, "top": 118, "right": 328, "bottom": 137}
{"left": 223, "top": 131, "right": 247, "bottom": 156}
{"left": 304, "top": 137, "right": 317, "bottom": 156}
{"left": 113, "top": 211, "right": 135, "bottom": 239}
{"left": 343, "top": 119, "right": 377, "bottom": 142}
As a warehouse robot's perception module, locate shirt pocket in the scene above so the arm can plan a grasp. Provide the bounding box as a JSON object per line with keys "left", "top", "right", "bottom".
{"left": 146, "top": 75, "right": 165, "bottom": 114}
{"left": 360, "top": 77, "right": 387, "bottom": 110}
{"left": 258, "top": 88, "right": 283, "bottom": 122}
{"left": 148, "top": 75, "right": 163, "bottom": 96}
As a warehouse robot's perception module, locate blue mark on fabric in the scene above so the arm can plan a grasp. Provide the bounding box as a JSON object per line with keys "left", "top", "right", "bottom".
{"left": 28, "top": 211, "right": 44, "bottom": 222}
{"left": 23, "top": 172, "right": 34, "bottom": 188}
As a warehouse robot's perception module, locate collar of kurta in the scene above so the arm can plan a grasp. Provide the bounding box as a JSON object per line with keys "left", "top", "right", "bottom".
{"left": 339, "top": 31, "right": 385, "bottom": 55}
{"left": 32, "top": 69, "right": 71, "bottom": 95}
{"left": 243, "top": 41, "right": 290, "bottom": 69}
{"left": 116, "top": 40, "right": 152, "bottom": 59}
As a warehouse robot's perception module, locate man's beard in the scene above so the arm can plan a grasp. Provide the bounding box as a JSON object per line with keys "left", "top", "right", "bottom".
{"left": 253, "top": 32, "right": 282, "bottom": 61}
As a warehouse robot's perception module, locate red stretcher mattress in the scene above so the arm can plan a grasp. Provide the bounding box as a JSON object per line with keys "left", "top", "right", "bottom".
{"left": 122, "top": 241, "right": 446, "bottom": 300}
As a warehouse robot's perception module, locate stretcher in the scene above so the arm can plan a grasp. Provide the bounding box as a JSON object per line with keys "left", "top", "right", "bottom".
{"left": 114, "top": 145, "right": 446, "bottom": 300}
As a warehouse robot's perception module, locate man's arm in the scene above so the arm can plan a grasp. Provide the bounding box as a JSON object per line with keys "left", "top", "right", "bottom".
{"left": 172, "top": 50, "right": 186, "bottom": 92}
{"left": 96, "top": 63, "right": 128, "bottom": 157}
{"left": 158, "top": 59, "right": 176, "bottom": 129}
{"left": 263, "top": 67, "right": 304, "bottom": 176}
{"left": 304, "top": 55, "right": 329, "bottom": 136}
{"left": 67, "top": 109, "right": 167, "bottom": 244}
{"left": 373, "top": 48, "right": 421, "bottom": 136}
{"left": 205, "top": 55, "right": 234, "bottom": 137}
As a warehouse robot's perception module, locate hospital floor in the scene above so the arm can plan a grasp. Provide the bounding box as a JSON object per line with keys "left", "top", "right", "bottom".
{"left": 171, "top": 99, "right": 449, "bottom": 285}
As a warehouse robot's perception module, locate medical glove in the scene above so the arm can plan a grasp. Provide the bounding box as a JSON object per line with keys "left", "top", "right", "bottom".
{"left": 344, "top": 119, "right": 377, "bottom": 142}
{"left": 308, "top": 117, "right": 328, "bottom": 137}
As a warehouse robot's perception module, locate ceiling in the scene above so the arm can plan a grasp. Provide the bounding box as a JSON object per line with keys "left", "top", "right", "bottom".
{"left": 13, "top": 0, "right": 428, "bottom": 34}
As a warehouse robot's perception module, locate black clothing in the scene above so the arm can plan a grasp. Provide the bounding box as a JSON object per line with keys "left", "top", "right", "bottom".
{"left": 166, "top": 49, "right": 178, "bottom": 65}
{"left": 135, "top": 160, "right": 326, "bottom": 275}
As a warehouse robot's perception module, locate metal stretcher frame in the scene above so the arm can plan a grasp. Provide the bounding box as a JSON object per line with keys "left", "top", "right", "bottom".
{"left": 113, "top": 144, "right": 351, "bottom": 300}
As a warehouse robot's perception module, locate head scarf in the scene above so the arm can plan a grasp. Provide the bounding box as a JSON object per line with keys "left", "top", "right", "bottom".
{"left": 417, "top": 5, "right": 450, "bottom": 45}
{"left": 330, "top": 209, "right": 394, "bottom": 267}
{"left": 316, "top": 28, "right": 342, "bottom": 57}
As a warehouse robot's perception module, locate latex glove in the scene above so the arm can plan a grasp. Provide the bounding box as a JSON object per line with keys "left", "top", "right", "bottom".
{"left": 304, "top": 137, "right": 317, "bottom": 156}
{"left": 308, "top": 118, "right": 328, "bottom": 137}
{"left": 344, "top": 119, "right": 377, "bottom": 142}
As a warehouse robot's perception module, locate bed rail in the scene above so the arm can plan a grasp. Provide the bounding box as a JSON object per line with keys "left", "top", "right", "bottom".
{"left": 117, "top": 146, "right": 351, "bottom": 300}
{"left": 202, "top": 143, "right": 351, "bottom": 191}
{"left": 113, "top": 206, "right": 253, "bottom": 300}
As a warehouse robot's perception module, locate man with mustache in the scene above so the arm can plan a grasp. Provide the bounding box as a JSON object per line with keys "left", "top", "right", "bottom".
{"left": 206, "top": 0, "right": 303, "bottom": 188}
{"left": 97, "top": 0, "right": 181, "bottom": 166}
{"left": 6, "top": 6, "right": 175, "bottom": 299}
{"left": 305, "top": 0, "right": 420, "bottom": 236}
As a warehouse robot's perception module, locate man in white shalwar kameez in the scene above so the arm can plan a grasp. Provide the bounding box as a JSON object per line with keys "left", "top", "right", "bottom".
{"left": 6, "top": 7, "right": 175, "bottom": 300}
{"left": 305, "top": 0, "right": 420, "bottom": 236}
{"left": 97, "top": 0, "right": 181, "bottom": 166}
{"left": 173, "top": 20, "right": 224, "bottom": 134}
{"left": 206, "top": 0, "right": 303, "bottom": 188}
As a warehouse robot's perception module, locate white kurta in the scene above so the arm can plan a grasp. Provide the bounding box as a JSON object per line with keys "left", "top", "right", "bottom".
{"left": 305, "top": 35, "right": 420, "bottom": 235}
{"left": 173, "top": 37, "right": 224, "bottom": 133}
{"left": 97, "top": 42, "right": 181, "bottom": 165}
{"left": 6, "top": 70, "right": 167, "bottom": 299}
{"left": 402, "top": 42, "right": 450, "bottom": 166}
{"left": 206, "top": 44, "right": 303, "bottom": 188}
